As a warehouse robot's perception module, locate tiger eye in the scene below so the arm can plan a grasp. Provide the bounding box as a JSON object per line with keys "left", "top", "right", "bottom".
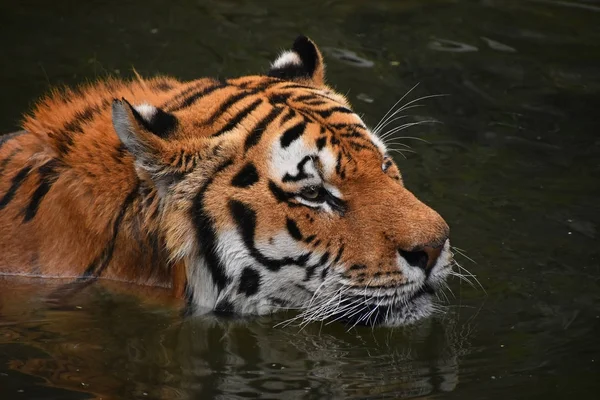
{"left": 302, "top": 185, "right": 321, "bottom": 200}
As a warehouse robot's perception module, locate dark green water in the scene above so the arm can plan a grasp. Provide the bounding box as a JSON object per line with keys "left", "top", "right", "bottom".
{"left": 1, "top": 0, "right": 599, "bottom": 399}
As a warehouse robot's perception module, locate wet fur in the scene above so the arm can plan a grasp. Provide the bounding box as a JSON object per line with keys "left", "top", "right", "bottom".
{"left": 0, "top": 37, "right": 450, "bottom": 324}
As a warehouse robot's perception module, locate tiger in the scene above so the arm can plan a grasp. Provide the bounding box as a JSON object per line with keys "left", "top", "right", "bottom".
{"left": 0, "top": 36, "right": 452, "bottom": 326}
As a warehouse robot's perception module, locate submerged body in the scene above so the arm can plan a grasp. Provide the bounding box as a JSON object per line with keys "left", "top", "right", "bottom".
{"left": 0, "top": 37, "right": 451, "bottom": 326}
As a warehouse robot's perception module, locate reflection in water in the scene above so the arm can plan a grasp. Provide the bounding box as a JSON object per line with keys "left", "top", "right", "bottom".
{"left": 427, "top": 38, "right": 479, "bottom": 53}
{"left": 0, "top": 277, "right": 472, "bottom": 399}
{"left": 322, "top": 47, "right": 375, "bottom": 68}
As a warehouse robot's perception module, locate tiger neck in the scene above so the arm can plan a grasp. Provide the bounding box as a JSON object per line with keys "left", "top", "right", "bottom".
{"left": 76, "top": 175, "right": 175, "bottom": 287}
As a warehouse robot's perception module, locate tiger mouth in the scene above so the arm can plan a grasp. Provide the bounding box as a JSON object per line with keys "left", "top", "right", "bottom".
{"left": 324, "top": 283, "right": 438, "bottom": 327}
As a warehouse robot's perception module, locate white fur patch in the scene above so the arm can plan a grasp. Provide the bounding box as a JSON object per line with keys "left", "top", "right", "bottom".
{"left": 212, "top": 229, "right": 314, "bottom": 314}
{"left": 186, "top": 257, "right": 220, "bottom": 310}
{"left": 270, "top": 136, "right": 320, "bottom": 187}
{"left": 396, "top": 252, "right": 427, "bottom": 285}
{"left": 255, "top": 231, "right": 306, "bottom": 259}
{"left": 323, "top": 183, "right": 342, "bottom": 199}
{"left": 427, "top": 240, "right": 453, "bottom": 288}
{"left": 134, "top": 103, "right": 157, "bottom": 121}
{"left": 271, "top": 50, "right": 302, "bottom": 70}
{"left": 369, "top": 131, "right": 388, "bottom": 154}
{"left": 351, "top": 114, "right": 387, "bottom": 155}
{"left": 318, "top": 147, "right": 337, "bottom": 180}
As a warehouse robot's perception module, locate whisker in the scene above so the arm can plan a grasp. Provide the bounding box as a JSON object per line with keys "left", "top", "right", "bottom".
{"left": 372, "top": 83, "right": 420, "bottom": 134}
{"left": 449, "top": 271, "right": 477, "bottom": 289}
{"left": 387, "top": 149, "right": 409, "bottom": 159}
{"left": 376, "top": 93, "right": 448, "bottom": 136}
{"left": 451, "top": 246, "right": 478, "bottom": 264}
{"left": 373, "top": 104, "right": 426, "bottom": 134}
{"left": 382, "top": 141, "right": 413, "bottom": 149}
{"left": 454, "top": 262, "right": 487, "bottom": 294}
{"left": 380, "top": 121, "right": 440, "bottom": 141}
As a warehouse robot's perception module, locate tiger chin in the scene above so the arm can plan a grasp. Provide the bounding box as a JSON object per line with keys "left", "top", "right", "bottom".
{"left": 0, "top": 36, "right": 452, "bottom": 327}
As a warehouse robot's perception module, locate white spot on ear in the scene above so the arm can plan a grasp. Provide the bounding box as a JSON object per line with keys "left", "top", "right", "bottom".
{"left": 134, "top": 103, "right": 157, "bottom": 121}
{"left": 271, "top": 50, "right": 302, "bottom": 70}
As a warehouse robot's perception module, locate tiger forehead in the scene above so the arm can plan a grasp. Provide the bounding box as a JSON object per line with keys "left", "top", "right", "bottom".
{"left": 226, "top": 76, "right": 350, "bottom": 109}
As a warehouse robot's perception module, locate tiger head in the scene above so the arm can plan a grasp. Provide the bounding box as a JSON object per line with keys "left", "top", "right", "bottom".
{"left": 112, "top": 36, "right": 452, "bottom": 326}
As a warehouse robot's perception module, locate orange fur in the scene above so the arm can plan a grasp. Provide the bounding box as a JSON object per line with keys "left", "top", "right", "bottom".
{"left": 0, "top": 37, "right": 449, "bottom": 309}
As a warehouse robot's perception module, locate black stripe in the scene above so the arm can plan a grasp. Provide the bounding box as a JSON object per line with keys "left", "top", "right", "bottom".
{"left": 231, "top": 162, "right": 259, "bottom": 188}
{"left": 333, "top": 244, "right": 345, "bottom": 264}
{"left": 160, "top": 79, "right": 223, "bottom": 110}
{"left": 63, "top": 105, "right": 95, "bottom": 133}
{"left": 130, "top": 105, "right": 178, "bottom": 138}
{"left": 335, "top": 153, "right": 342, "bottom": 175}
{"left": 212, "top": 99, "right": 262, "bottom": 137}
{"left": 304, "top": 234, "right": 316, "bottom": 244}
{"left": 280, "top": 84, "right": 315, "bottom": 90}
{"left": 0, "top": 148, "right": 20, "bottom": 176}
{"left": 268, "top": 180, "right": 298, "bottom": 205}
{"left": 166, "top": 83, "right": 228, "bottom": 112}
{"left": 214, "top": 299, "right": 234, "bottom": 313}
{"left": 329, "top": 123, "right": 367, "bottom": 130}
{"left": 51, "top": 130, "right": 75, "bottom": 155}
{"left": 312, "top": 106, "right": 354, "bottom": 118}
{"left": 286, "top": 218, "right": 303, "bottom": 240}
{"left": 305, "top": 99, "right": 327, "bottom": 106}
{"left": 161, "top": 81, "right": 204, "bottom": 109}
{"left": 304, "top": 251, "right": 331, "bottom": 282}
{"left": 228, "top": 200, "right": 310, "bottom": 271}
{"left": 22, "top": 159, "right": 60, "bottom": 222}
{"left": 348, "top": 140, "right": 376, "bottom": 152}
{"left": 206, "top": 90, "right": 256, "bottom": 124}
{"left": 244, "top": 106, "right": 284, "bottom": 152}
{"left": 82, "top": 181, "right": 140, "bottom": 277}
{"left": 316, "top": 137, "right": 327, "bottom": 150}
{"left": 63, "top": 99, "right": 111, "bottom": 134}
{"left": 0, "top": 165, "right": 32, "bottom": 211}
{"left": 206, "top": 80, "right": 275, "bottom": 124}
{"left": 0, "top": 131, "right": 26, "bottom": 150}
{"left": 293, "top": 94, "right": 318, "bottom": 102}
{"left": 191, "top": 159, "right": 235, "bottom": 291}
{"left": 237, "top": 267, "right": 261, "bottom": 297}
{"left": 280, "top": 122, "right": 306, "bottom": 148}
{"left": 282, "top": 155, "right": 313, "bottom": 183}
{"left": 268, "top": 92, "right": 292, "bottom": 105}
{"left": 349, "top": 264, "right": 367, "bottom": 271}
{"left": 280, "top": 109, "right": 296, "bottom": 126}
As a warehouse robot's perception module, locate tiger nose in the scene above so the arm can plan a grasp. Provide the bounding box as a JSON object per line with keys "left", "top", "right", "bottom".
{"left": 398, "top": 239, "right": 447, "bottom": 271}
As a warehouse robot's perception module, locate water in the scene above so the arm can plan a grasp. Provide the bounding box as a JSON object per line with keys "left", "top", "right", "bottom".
{"left": 0, "top": 0, "right": 599, "bottom": 398}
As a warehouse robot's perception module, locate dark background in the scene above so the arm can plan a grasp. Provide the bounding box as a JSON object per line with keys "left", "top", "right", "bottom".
{"left": 0, "top": 0, "right": 599, "bottom": 399}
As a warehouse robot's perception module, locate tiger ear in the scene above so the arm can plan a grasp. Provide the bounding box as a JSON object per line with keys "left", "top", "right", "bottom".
{"left": 112, "top": 98, "right": 179, "bottom": 186}
{"left": 268, "top": 36, "right": 326, "bottom": 87}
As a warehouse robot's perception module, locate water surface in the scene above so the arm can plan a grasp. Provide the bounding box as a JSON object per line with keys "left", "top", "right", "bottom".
{"left": 0, "top": 0, "right": 599, "bottom": 399}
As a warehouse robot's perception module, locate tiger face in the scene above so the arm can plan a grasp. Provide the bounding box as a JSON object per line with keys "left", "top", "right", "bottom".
{"left": 112, "top": 37, "right": 451, "bottom": 326}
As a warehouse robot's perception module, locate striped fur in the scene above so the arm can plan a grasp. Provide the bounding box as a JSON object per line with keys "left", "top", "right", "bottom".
{"left": 0, "top": 37, "right": 452, "bottom": 326}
